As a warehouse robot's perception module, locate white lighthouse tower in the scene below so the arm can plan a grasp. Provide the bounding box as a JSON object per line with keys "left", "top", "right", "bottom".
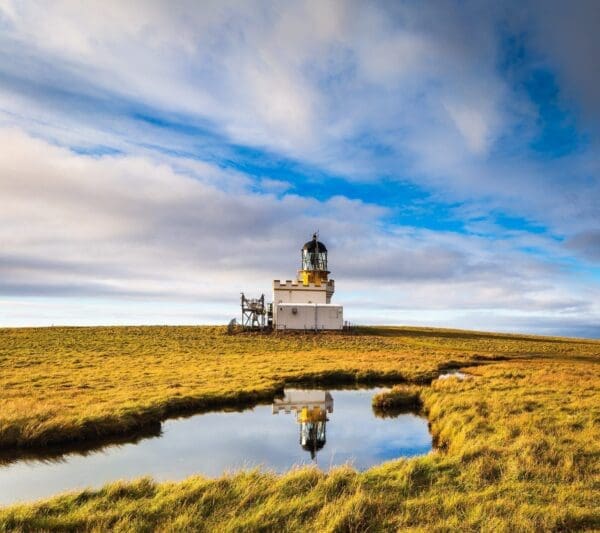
{"left": 272, "top": 234, "right": 343, "bottom": 330}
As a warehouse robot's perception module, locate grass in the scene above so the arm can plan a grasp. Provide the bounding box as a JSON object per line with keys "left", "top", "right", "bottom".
{"left": 372, "top": 384, "right": 422, "bottom": 414}
{"left": 0, "top": 325, "right": 599, "bottom": 531}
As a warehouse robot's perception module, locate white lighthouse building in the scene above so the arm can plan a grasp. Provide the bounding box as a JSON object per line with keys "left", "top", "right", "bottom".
{"left": 273, "top": 234, "right": 343, "bottom": 330}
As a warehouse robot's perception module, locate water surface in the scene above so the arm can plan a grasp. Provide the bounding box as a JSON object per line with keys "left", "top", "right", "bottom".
{"left": 0, "top": 388, "right": 431, "bottom": 506}
{"left": 438, "top": 370, "right": 470, "bottom": 380}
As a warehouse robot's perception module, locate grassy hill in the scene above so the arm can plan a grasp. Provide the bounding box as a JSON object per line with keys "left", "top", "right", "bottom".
{"left": 0, "top": 326, "right": 598, "bottom": 531}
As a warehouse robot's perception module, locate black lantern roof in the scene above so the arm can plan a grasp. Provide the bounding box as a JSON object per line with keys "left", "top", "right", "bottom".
{"left": 302, "top": 233, "right": 327, "bottom": 253}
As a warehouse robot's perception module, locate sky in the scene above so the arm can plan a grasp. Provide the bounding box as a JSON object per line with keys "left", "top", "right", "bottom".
{"left": 0, "top": 0, "right": 599, "bottom": 337}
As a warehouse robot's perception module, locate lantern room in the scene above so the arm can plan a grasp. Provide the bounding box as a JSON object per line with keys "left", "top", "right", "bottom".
{"left": 300, "top": 233, "right": 329, "bottom": 286}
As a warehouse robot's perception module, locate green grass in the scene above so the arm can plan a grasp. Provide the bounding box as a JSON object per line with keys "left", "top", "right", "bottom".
{"left": 0, "top": 325, "right": 599, "bottom": 531}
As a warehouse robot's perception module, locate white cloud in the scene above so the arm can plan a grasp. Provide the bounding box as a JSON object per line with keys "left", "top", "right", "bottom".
{"left": 2, "top": 0, "right": 594, "bottom": 239}
{"left": 0, "top": 128, "right": 598, "bottom": 333}
{"left": 444, "top": 102, "right": 492, "bottom": 155}
{"left": 0, "top": 1, "right": 506, "bottom": 158}
{"left": 0, "top": 2, "right": 599, "bottom": 333}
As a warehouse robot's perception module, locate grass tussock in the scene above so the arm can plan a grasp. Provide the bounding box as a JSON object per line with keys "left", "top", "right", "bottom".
{"left": 0, "top": 325, "right": 599, "bottom": 530}
{"left": 372, "top": 384, "right": 422, "bottom": 414}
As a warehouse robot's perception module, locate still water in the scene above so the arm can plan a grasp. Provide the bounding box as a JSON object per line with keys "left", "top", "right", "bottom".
{"left": 437, "top": 370, "right": 470, "bottom": 380}
{"left": 0, "top": 388, "right": 431, "bottom": 506}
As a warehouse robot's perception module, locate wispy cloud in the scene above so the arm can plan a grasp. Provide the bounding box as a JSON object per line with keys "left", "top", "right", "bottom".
{"left": 0, "top": 1, "right": 598, "bottom": 335}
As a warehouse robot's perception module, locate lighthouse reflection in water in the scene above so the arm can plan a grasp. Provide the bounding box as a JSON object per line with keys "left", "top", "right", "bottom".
{"left": 272, "top": 389, "right": 334, "bottom": 460}
{"left": 0, "top": 387, "right": 433, "bottom": 506}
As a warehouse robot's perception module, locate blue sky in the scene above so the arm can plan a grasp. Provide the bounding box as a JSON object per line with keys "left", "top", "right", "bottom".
{"left": 0, "top": 0, "right": 599, "bottom": 337}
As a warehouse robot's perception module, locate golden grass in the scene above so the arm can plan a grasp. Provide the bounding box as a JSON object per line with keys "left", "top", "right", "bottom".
{"left": 0, "top": 325, "right": 599, "bottom": 531}
{"left": 372, "top": 384, "right": 422, "bottom": 415}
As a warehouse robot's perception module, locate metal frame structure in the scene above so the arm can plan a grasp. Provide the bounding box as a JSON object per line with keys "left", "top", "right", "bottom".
{"left": 240, "top": 292, "right": 267, "bottom": 330}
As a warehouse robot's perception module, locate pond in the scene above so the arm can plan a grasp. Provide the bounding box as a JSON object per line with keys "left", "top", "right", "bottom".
{"left": 0, "top": 387, "right": 432, "bottom": 506}
{"left": 437, "top": 370, "right": 470, "bottom": 380}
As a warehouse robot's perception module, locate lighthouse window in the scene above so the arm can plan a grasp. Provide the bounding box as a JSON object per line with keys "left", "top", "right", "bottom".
{"left": 302, "top": 251, "right": 327, "bottom": 271}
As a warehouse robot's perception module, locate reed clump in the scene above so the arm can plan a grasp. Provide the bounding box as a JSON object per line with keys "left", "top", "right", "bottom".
{"left": 372, "top": 384, "right": 422, "bottom": 413}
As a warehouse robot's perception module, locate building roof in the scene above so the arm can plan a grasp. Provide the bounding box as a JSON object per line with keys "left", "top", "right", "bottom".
{"left": 302, "top": 233, "right": 327, "bottom": 253}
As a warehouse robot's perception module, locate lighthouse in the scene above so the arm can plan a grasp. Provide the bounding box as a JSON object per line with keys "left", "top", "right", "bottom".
{"left": 272, "top": 234, "right": 344, "bottom": 330}
{"left": 272, "top": 389, "right": 334, "bottom": 460}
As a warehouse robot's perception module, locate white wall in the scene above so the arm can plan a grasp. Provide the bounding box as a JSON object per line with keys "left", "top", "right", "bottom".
{"left": 272, "top": 280, "right": 335, "bottom": 304}
{"left": 273, "top": 287, "right": 328, "bottom": 304}
{"left": 274, "top": 303, "right": 343, "bottom": 330}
